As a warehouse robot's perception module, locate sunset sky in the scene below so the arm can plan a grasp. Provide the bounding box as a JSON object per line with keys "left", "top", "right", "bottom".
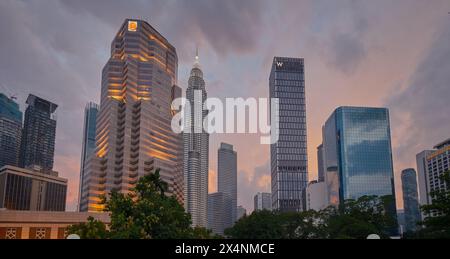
{"left": 1, "top": 0, "right": 449, "bottom": 212}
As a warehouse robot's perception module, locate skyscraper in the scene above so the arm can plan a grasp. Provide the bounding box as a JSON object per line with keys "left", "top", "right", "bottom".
{"left": 401, "top": 168, "right": 421, "bottom": 232}
{"left": 0, "top": 93, "right": 22, "bottom": 168}
{"left": 269, "top": 57, "right": 308, "bottom": 212}
{"left": 317, "top": 144, "right": 325, "bottom": 182}
{"left": 78, "top": 102, "right": 99, "bottom": 211}
{"left": 19, "top": 94, "right": 57, "bottom": 173}
{"left": 184, "top": 51, "right": 209, "bottom": 227}
{"left": 218, "top": 143, "right": 237, "bottom": 222}
{"left": 80, "top": 19, "right": 183, "bottom": 212}
{"left": 254, "top": 192, "right": 272, "bottom": 211}
{"left": 207, "top": 192, "right": 232, "bottom": 235}
{"left": 322, "top": 107, "right": 397, "bottom": 225}
{"left": 416, "top": 150, "right": 433, "bottom": 207}
{"left": 416, "top": 138, "right": 450, "bottom": 216}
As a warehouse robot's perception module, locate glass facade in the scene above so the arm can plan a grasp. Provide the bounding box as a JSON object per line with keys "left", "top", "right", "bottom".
{"left": 401, "top": 168, "right": 421, "bottom": 232}
{"left": 218, "top": 143, "right": 237, "bottom": 223}
{"left": 270, "top": 57, "right": 308, "bottom": 212}
{"left": 0, "top": 93, "right": 22, "bottom": 168}
{"left": 78, "top": 102, "right": 98, "bottom": 210}
{"left": 323, "top": 107, "right": 397, "bottom": 215}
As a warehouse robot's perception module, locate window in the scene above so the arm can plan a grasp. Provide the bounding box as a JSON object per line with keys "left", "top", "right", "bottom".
{"left": 35, "top": 228, "right": 46, "bottom": 239}
{"left": 5, "top": 228, "right": 17, "bottom": 239}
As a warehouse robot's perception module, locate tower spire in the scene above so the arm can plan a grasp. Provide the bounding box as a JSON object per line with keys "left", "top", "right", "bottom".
{"left": 195, "top": 46, "right": 199, "bottom": 63}
{"left": 193, "top": 45, "right": 201, "bottom": 69}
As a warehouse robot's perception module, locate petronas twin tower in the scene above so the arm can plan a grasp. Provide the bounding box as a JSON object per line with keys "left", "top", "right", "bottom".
{"left": 183, "top": 52, "right": 209, "bottom": 228}
{"left": 80, "top": 19, "right": 209, "bottom": 228}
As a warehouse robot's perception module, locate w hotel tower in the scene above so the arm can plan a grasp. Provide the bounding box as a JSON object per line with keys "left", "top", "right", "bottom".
{"left": 79, "top": 19, "right": 183, "bottom": 212}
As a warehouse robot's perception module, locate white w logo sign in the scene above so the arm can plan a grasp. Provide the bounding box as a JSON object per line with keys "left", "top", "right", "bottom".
{"left": 276, "top": 62, "right": 283, "bottom": 67}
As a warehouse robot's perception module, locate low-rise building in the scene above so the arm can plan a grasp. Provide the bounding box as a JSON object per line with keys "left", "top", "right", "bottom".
{"left": 0, "top": 210, "right": 110, "bottom": 239}
{"left": 0, "top": 165, "right": 67, "bottom": 211}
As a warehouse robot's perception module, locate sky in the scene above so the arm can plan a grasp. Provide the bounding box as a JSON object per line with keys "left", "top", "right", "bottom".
{"left": 0, "top": 0, "right": 449, "bottom": 213}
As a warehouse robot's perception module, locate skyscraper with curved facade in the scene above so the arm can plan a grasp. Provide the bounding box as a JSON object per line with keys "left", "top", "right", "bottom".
{"left": 183, "top": 52, "right": 209, "bottom": 227}
{"left": 80, "top": 19, "right": 183, "bottom": 212}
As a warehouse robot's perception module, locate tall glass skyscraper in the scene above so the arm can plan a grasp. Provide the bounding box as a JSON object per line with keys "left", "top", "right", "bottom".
{"left": 401, "top": 168, "right": 421, "bottom": 232}
{"left": 19, "top": 94, "right": 57, "bottom": 173}
{"left": 269, "top": 57, "right": 308, "bottom": 212}
{"left": 322, "top": 107, "right": 397, "bottom": 219}
{"left": 78, "top": 102, "right": 99, "bottom": 211}
{"left": 184, "top": 52, "right": 209, "bottom": 227}
{"left": 218, "top": 143, "right": 237, "bottom": 223}
{"left": 80, "top": 19, "right": 183, "bottom": 212}
{"left": 0, "top": 93, "right": 22, "bottom": 168}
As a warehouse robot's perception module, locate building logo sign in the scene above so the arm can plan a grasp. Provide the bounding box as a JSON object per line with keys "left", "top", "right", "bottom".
{"left": 128, "top": 21, "right": 138, "bottom": 32}
{"left": 276, "top": 62, "right": 283, "bottom": 67}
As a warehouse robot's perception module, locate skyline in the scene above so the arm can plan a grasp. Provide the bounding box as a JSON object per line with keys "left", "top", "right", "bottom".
{"left": 1, "top": 0, "right": 450, "bottom": 212}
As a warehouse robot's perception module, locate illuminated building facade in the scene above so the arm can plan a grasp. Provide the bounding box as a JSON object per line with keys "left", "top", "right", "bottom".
{"left": 416, "top": 138, "right": 450, "bottom": 217}
{"left": 183, "top": 51, "right": 209, "bottom": 227}
{"left": 80, "top": 19, "right": 183, "bottom": 212}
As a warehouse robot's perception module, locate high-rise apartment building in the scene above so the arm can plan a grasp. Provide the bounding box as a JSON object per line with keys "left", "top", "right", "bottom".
{"left": 401, "top": 168, "right": 421, "bottom": 232}
{"left": 254, "top": 192, "right": 272, "bottom": 211}
{"left": 80, "top": 19, "right": 183, "bottom": 212}
{"left": 184, "top": 52, "right": 209, "bottom": 227}
{"left": 78, "top": 102, "right": 99, "bottom": 211}
{"left": 218, "top": 143, "right": 237, "bottom": 222}
{"left": 0, "top": 93, "right": 22, "bottom": 168}
{"left": 19, "top": 94, "right": 57, "bottom": 173}
{"left": 0, "top": 165, "right": 67, "bottom": 211}
{"left": 416, "top": 138, "right": 450, "bottom": 215}
{"left": 269, "top": 57, "right": 308, "bottom": 212}
{"left": 322, "top": 107, "right": 397, "bottom": 226}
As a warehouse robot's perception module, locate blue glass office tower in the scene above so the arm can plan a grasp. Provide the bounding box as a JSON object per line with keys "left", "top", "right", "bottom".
{"left": 19, "top": 94, "right": 58, "bottom": 173}
{"left": 0, "top": 93, "right": 22, "bottom": 168}
{"left": 270, "top": 57, "right": 308, "bottom": 212}
{"left": 401, "top": 168, "right": 421, "bottom": 233}
{"left": 322, "top": 107, "right": 397, "bottom": 222}
{"left": 78, "top": 102, "right": 99, "bottom": 210}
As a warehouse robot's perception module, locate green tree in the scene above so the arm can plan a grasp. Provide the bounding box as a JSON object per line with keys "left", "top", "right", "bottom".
{"left": 225, "top": 195, "right": 397, "bottom": 239}
{"left": 323, "top": 195, "right": 397, "bottom": 239}
{"left": 224, "top": 210, "right": 284, "bottom": 239}
{"left": 416, "top": 171, "right": 450, "bottom": 238}
{"left": 68, "top": 169, "right": 215, "bottom": 239}
{"left": 66, "top": 216, "right": 108, "bottom": 239}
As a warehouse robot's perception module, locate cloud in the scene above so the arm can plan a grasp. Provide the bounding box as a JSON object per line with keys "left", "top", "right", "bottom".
{"left": 60, "top": 0, "right": 267, "bottom": 60}
{"left": 237, "top": 161, "right": 270, "bottom": 213}
{"left": 386, "top": 18, "right": 450, "bottom": 207}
